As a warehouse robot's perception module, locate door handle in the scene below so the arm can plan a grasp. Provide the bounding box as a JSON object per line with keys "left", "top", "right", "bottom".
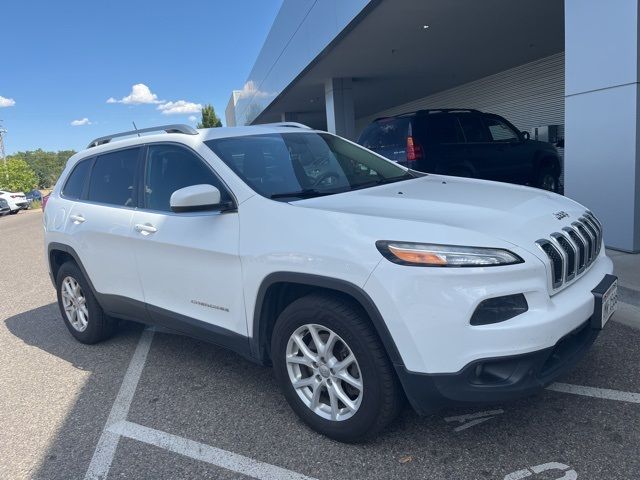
{"left": 69, "top": 214, "right": 85, "bottom": 224}
{"left": 134, "top": 223, "right": 158, "bottom": 235}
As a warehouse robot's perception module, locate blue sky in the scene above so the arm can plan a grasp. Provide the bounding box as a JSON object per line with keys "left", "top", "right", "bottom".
{"left": 0, "top": 0, "right": 282, "bottom": 154}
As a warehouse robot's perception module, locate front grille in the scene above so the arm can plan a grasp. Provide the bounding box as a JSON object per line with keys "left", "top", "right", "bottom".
{"left": 536, "top": 211, "right": 603, "bottom": 291}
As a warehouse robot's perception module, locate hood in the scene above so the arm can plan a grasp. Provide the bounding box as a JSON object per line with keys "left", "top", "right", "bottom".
{"left": 293, "top": 175, "right": 587, "bottom": 252}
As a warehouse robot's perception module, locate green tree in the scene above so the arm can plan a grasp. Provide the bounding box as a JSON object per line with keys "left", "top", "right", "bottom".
{"left": 197, "top": 104, "right": 222, "bottom": 128}
{"left": 7, "top": 149, "right": 75, "bottom": 188}
{"left": 0, "top": 158, "right": 38, "bottom": 192}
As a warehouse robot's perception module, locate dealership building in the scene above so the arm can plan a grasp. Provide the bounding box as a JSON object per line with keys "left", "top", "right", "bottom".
{"left": 227, "top": 0, "right": 640, "bottom": 253}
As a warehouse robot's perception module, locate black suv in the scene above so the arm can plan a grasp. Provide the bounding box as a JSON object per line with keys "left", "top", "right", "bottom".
{"left": 358, "top": 109, "right": 561, "bottom": 192}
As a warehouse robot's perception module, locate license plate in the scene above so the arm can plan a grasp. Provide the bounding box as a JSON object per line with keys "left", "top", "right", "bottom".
{"left": 591, "top": 274, "right": 618, "bottom": 329}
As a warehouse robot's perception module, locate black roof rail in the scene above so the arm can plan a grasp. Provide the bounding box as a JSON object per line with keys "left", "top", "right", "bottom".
{"left": 87, "top": 124, "right": 198, "bottom": 148}
{"left": 416, "top": 108, "right": 482, "bottom": 115}
{"left": 373, "top": 108, "right": 482, "bottom": 122}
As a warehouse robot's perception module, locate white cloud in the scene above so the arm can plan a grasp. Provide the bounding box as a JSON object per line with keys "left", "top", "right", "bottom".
{"left": 188, "top": 115, "right": 197, "bottom": 122}
{"left": 106, "top": 83, "right": 162, "bottom": 104}
{"left": 70, "top": 118, "right": 92, "bottom": 126}
{"left": 157, "top": 100, "right": 202, "bottom": 115}
{"left": 0, "top": 96, "right": 16, "bottom": 108}
{"left": 235, "top": 80, "right": 269, "bottom": 100}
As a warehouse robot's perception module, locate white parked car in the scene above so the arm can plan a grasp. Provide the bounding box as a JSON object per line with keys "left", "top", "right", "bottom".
{"left": 0, "top": 190, "right": 29, "bottom": 214}
{"left": 44, "top": 123, "right": 617, "bottom": 441}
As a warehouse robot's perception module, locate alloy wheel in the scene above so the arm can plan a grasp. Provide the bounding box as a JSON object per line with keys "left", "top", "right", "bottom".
{"left": 285, "top": 324, "right": 363, "bottom": 421}
{"left": 61, "top": 276, "right": 89, "bottom": 332}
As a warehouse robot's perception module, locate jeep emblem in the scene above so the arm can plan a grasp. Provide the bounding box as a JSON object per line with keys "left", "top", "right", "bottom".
{"left": 553, "top": 211, "right": 569, "bottom": 220}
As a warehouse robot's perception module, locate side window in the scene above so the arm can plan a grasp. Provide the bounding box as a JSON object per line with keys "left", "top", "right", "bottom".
{"left": 144, "top": 144, "right": 230, "bottom": 212}
{"left": 424, "top": 115, "right": 464, "bottom": 144}
{"left": 458, "top": 115, "right": 489, "bottom": 143}
{"left": 87, "top": 148, "right": 140, "bottom": 207}
{"left": 484, "top": 116, "right": 520, "bottom": 142}
{"left": 62, "top": 158, "right": 92, "bottom": 199}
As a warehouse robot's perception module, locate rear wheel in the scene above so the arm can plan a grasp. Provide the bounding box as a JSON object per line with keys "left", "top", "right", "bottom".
{"left": 271, "top": 293, "right": 403, "bottom": 442}
{"left": 55, "top": 261, "right": 116, "bottom": 344}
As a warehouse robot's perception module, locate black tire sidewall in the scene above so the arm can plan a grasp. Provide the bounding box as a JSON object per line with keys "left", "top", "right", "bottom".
{"left": 271, "top": 296, "right": 393, "bottom": 442}
{"left": 55, "top": 262, "right": 111, "bottom": 344}
{"left": 537, "top": 166, "right": 559, "bottom": 192}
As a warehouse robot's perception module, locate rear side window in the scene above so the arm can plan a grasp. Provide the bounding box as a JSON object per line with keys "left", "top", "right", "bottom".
{"left": 62, "top": 159, "right": 92, "bottom": 199}
{"left": 358, "top": 118, "right": 410, "bottom": 149}
{"left": 144, "top": 144, "right": 230, "bottom": 212}
{"left": 87, "top": 148, "right": 140, "bottom": 207}
{"left": 458, "top": 115, "right": 489, "bottom": 143}
{"left": 423, "top": 115, "right": 464, "bottom": 144}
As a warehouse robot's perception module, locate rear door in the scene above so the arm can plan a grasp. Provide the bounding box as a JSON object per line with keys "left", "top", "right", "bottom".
{"left": 417, "top": 113, "right": 466, "bottom": 174}
{"left": 130, "top": 143, "right": 246, "bottom": 339}
{"left": 64, "top": 147, "right": 145, "bottom": 309}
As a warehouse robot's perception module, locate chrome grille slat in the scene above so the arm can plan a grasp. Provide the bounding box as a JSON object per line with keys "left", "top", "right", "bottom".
{"left": 583, "top": 213, "right": 602, "bottom": 255}
{"left": 564, "top": 227, "right": 586, "bottom": 274}
{"left": 538, "top": 212, "right": 603, "bottom": 292}
{"left": 574, "top": 222, "right": 594, "bottom": 264}
{"left": 551, "top": 233, "right": 576, "bottom": 281}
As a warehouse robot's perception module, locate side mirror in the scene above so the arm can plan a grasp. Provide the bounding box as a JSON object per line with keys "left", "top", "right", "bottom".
{"left": 170, "top": 184, "right": 222, "bottom": 213}
{"left": 521, "top": 131, "right": 530, "bottom": 140}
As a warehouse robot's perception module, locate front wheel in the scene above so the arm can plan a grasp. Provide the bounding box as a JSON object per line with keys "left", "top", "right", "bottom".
{"left": 535, "top": 166, "right": 560, "bottom": 192}
{"left": 271, "top": 293, "right": 403, "bottom": 442}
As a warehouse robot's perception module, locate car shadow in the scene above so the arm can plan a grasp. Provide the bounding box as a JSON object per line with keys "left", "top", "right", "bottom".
{"left": 4, "top": 303, "right": 144, "bottom": 480}
{"left": 5, "top": 304, "right": 638, "bottom": 479}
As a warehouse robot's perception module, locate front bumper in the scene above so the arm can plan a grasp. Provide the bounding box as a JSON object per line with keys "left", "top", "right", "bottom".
{"left": 396, "top": 318, "right": 599, "bottom": 414}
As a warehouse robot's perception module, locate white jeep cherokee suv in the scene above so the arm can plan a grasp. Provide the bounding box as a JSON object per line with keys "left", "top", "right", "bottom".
{"left": 44, "top": 123, "right": 617, "bottom": 442}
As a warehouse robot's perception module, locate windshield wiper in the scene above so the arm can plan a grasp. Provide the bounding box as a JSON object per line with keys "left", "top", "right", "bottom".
{"left": 270, "top": 189, "right": 335, "bottom": 199}
{"left": 351, "top": 172, "right": 415, "bottom": 190}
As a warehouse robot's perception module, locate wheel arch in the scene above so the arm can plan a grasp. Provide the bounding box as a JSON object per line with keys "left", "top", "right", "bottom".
{"left": 534, "top": 151, "right": 561, "bottom": 175}
{"left": 251, "top": 272, "right": 403, "bottom": 367}
{"left": 47, "top": 243, "right": 99, "bottom": 300}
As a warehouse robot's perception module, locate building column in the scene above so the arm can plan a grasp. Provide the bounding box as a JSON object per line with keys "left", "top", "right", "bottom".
{"left": 325, "top": 78, "right": 355, "bottom": 140}
{"left": 564, "top": 0, "right": 640, "bottom": 252}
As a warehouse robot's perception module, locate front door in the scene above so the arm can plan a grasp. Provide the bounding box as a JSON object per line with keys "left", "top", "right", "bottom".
{"left": 130, "top": 143, "right": 246, "bottom": 341}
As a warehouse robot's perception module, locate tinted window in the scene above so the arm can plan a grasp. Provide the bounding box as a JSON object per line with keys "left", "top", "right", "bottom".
{"left": 87, "top": 148, "right": 139, "bottom": 207}
{"left": 424, "top": 115, "right": 464, "bottom": 144}
{"left": 458, "top": 115, "right": 489, "bottom": 142}
{"left": 62, "top": 159, "right": 92, "bottom": 199}
{"left": 358, "top": 118, "right": 410, "bottom": 149}
{"left": 144, "top": 145, "right": 230, "bottom": 212}
{"left": 484, "top": 116, "right": 519, "bottom": 141}
{"left": 206, "top": 132, "right": 411, "bottom": 200}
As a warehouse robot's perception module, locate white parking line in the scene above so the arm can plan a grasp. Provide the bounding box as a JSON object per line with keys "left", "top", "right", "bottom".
{"left": 109, "top": 420, "right": 318, "bottom": 480}
{"left": 84, "top": 328, "right": 155, "bottom": 480}
{"left": 547, "top": 382, "right": 640, "bottom": 404}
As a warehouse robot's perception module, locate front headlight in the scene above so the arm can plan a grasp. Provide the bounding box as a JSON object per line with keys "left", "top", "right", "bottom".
{"left": 376, "top": 241, "right": 523, "bottom": 267}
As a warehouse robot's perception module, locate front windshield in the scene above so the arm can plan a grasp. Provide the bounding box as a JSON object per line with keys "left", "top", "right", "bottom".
{"left": 205, "top": 132, "right": 414, "bottom": 200}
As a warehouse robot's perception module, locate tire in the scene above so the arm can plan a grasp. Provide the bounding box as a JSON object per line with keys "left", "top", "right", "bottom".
{"left": 55, "top": 261, "right": 116, "bottom": 344}
{"left": 535, "top": 165, "right": 560, "bottom": 192}
{"left": 271, "top": 293, "right": 403, "bottom": 442}
{"left": 9, "top": 210, "right": 18, "bottom": 215}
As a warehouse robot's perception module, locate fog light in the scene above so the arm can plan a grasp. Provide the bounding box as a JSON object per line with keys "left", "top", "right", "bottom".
{"left": 470, "top": 294, "right": 528, "bottom": 326}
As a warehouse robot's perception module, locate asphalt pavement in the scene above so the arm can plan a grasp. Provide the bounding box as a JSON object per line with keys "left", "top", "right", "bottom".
{"left": 1, "top": 210, "right": 639, "bottom": 480}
